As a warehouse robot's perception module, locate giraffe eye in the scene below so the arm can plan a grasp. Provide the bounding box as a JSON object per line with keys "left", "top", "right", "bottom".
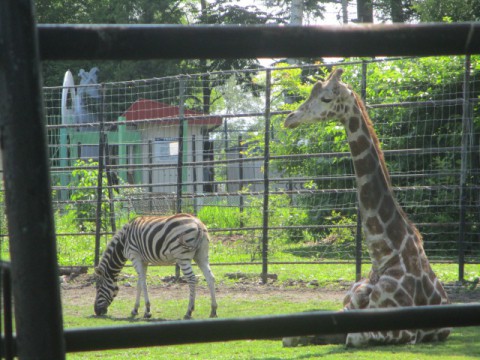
{"left": 321, "top": 98, "right": 333, "bottom": 103}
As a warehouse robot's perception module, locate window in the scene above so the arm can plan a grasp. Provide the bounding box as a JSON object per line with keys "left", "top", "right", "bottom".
{"left": 153, "top": 138, "right": 178, "bottom": 163}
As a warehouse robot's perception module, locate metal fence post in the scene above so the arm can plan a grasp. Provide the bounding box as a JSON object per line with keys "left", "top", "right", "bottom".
{"left": 94, "top": 86, "right": 107, "bottom": 267}
{"left": 104, "top": 135, "right": 117, "bottom": 233}
{"left": 239, "top": 135, "right": 245, "bottom": 228}
{"left": 175, "top": 78, "right": 186, "bottom": 279}
{"left": 458, "top": 55, "right": 473, "bottom": 282}
{"left": 176, "top": 77, "right": 186, "bottom": 214}
{"left": 148, "top": 140, "right": 153, "bottom": 212}
{"left": 261, "top": 69, "right": 272, "bottom": 284}
{"left": 0, "top": 0, "right": 65, "bottom": 357}
{"left": 192, "top": 135, "right": 198, "bottom": 215}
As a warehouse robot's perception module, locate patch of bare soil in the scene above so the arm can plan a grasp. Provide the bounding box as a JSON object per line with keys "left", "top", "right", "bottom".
{"left": 60, "top": 273, "right": 479, "bottom": 309}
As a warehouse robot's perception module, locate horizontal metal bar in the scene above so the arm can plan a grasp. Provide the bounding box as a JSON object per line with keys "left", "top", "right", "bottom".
{"left": 47, "top": 144, "right": 475, "bottom": 174}
{"left": 4, "top": 304, "right": 479, "bottom": 356}
{"left": 38, "top": 23, "right": 480, "bottom": 60}
{"left": 63, "top": 304, "right": 480, "bottom": 352}
{"left": 45, "top": 94, "right": 479, "bottom": 131}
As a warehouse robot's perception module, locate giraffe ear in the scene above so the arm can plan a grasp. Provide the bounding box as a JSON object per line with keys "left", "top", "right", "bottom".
{"left": 310, "top": 82, "right": 323, "bottom": 97}
{"left": 328, "top": 68, "right": 344, "bottom": 81}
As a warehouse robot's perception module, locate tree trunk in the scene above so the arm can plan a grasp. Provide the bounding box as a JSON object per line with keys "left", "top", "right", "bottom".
{"left": 357, "top": 0, "right": 373, "bottom": 23}
{"left": 290, "top": 0, "right": 303, "bottom": 25}
{"left": 390, "top": 0, "right": 405, "bottom": 22}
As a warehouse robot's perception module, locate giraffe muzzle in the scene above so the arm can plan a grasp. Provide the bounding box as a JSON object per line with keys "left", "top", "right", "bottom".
{"left": 284, "top": 112, "right": 301, "bottom": 128}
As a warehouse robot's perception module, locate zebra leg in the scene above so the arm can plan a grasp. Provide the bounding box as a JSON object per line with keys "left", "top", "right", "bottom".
{"left": 131, "top": 279, "right": 141, "bottom": 316}
{"left": 141, "top": 263, "right": 151, "bottom": 318}
{"left": 195, "top": 248, "right": 217, "bottom": 318}
{"left": 178, "top": 260, "right": 196, "bottom": 320}
{"left": 132, "top": 259, "right": 151, "bottom": 318}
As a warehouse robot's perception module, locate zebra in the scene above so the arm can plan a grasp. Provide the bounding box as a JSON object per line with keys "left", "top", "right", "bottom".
{"left": 94, "top": 213, "right": 217, "bottom": 319}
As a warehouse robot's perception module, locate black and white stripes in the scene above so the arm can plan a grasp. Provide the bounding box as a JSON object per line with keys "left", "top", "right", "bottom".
{"left": 94, "top": 214, "right": 217, "bottom": 319}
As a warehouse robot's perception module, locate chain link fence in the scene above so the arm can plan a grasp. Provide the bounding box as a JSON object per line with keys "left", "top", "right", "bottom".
{"left": 2, "top": 56, "right": 478, "bottom": 279}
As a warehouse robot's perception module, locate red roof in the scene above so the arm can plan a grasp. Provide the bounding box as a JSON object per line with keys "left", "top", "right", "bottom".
{"left": 122, "top": 99, "right": 222, "bottom": 128}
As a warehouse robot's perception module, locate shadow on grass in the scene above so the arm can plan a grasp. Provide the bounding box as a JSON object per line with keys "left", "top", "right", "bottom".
{"left": 89, "top": 314, "right": 176, "bottom": 323}
{"left": 252, "top": 327, "right": 480, "bottom": 359}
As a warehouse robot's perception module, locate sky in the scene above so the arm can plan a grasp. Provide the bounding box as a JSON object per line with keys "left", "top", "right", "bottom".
{"left": 237, "top": 0, "right": 359, "bottom": 25}
{"left": 236, "top": 1, "right": 359, "bottom": 65}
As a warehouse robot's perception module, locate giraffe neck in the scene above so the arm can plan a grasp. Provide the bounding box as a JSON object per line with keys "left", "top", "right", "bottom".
{"left": 342, "top": 92, "right": 419, "bottom": 270}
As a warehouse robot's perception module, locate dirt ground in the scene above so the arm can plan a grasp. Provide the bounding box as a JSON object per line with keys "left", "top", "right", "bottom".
{"left": 60, "top": 273, "right": 480, "bottom": 310}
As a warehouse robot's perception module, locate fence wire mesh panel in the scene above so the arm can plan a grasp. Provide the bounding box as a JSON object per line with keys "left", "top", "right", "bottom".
{"left": 5, "top": 56, "right": 477, "bottom": 272}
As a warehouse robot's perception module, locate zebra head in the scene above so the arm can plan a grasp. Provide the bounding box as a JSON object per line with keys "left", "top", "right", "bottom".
{"left": 94, "top": 267, "right": 119, "bottom": 316}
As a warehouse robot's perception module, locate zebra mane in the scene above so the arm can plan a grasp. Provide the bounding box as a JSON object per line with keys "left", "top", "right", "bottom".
{"left": 96, "top": 224, "right": 129, "bottom": 280}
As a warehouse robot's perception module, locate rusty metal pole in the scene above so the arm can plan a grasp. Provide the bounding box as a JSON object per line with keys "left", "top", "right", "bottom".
{"left": 261, "top": 69, "right": 272, "bottom": 284}
{"left": 0, "top": 0, "right": 66, "bottom": 358}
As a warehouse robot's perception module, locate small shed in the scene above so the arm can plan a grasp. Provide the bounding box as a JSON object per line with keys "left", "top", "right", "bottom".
{"left": 121, "top": 99, "right": 222, "bottom": 194}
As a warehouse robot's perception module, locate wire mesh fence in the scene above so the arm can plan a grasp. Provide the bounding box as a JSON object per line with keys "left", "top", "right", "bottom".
{"left": 1, "top": 56, "right": 478, "bottom": 278}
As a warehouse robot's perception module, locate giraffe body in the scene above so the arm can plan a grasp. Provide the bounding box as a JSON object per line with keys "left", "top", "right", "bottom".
{"left": 284, "top": 69, "right": 450, "bottom": 347}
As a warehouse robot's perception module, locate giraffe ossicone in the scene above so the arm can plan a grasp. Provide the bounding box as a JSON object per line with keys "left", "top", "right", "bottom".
{"left": 284, "top": 68, "right": 450, "bottom": 347}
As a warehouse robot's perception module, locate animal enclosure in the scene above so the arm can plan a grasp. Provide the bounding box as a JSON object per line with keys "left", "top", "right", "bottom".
{"left": 20, "top": 56, "right": 478, "bottom": 280}
{"left": 1, "top": 12, "right": 480, "bottom": 358}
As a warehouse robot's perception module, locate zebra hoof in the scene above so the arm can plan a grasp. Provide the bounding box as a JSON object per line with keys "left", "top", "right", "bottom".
{"left": 183, "top": 314, "right": 192, "bottom": 320}
{"left": 144, "top": 312, "right": 152, "bottom": 319}
{"left": 209, "top": 312, "right": 218, "bottom": 318}
{"left": 131, "top": 309, "right": 138, "bottom": 317}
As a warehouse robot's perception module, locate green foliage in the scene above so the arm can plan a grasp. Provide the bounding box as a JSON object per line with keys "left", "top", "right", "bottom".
{"left": 197, "top": 202, "right": 241, "bottom": 229}
{"left": 67, "top": 159, "right": 110, "bottom": 232}
{"left": 412, "top": 0, "right": 480, "bottom": 22}
{"left": 66, "top": 158, "right": 140, "bottom": 233}
{"left": 256, "top": 57, "right": 479, "bottom": 255}
{"left": 55, "top": 210, "right": 96, "bottom": 265}
{"left": 321, "top": 211, "right": 357, "bottom": 248}
{"left": 197, "top": 194, "right": 310, "bottom": 261}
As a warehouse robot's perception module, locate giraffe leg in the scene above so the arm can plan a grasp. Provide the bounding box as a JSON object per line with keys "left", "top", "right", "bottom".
{"left": 345, "top": 279, "right": 418, "bottom": 346}
{"left": 281, "top": 277, "right": 373, "bottom": 347}
{"left": 347, "top": 330, "right": 417, "bottom": 347}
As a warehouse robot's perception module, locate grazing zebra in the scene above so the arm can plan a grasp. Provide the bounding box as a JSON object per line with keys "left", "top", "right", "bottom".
{"left": 94, "top": 213, "right": 217, "bottom": 319}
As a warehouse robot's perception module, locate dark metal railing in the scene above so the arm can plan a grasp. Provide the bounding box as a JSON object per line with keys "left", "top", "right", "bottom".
{"left": 37, "top": 23, "right": 480, "bottom": 60}
{"left": 1, "top": 0, "right": 480, "bottom": 357}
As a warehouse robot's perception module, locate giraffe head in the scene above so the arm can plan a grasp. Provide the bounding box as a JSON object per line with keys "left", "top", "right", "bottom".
{"left": 284, "top": 68, "right": 353, "bottom": 129}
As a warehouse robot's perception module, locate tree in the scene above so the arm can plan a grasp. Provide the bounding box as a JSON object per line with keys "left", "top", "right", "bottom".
{"left": 290, "top": 0, "right": 304, "bottom": 25}
{"left": 356, "top": 0, "right": 373, "bottom": 22}
{"left": 183, "top": 0, "right": 275, "bottom": 114}
{"left": 262, "top": 57, "right": 479, "bottom": 251}
{"left": 262, "top": 0, "right": 327, "bottom": 24}
{"left": 35, "top": 0, "right": 191, "bottom": 85}
{"left": 375, "top": 0, "right": 480, "bottom": 23}
{"left": 374, "top": 0, "right": 415, "bottom": 23}
{"left": 412, "top": 0, "right": 480, "bottom": 22}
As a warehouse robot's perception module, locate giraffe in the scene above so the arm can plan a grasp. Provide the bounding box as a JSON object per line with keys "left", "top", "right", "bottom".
{"left": 283, "top": 68, "right": 451, "bottom": 347}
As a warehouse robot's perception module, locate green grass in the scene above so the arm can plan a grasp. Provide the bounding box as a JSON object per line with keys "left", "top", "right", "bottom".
{"left": 117, "top": 262, "right": 479, "bottom": 286}
{"left": 65, "top": 295, "right": 480, "bottom": 360}
{"left": 62, "top": 262, "right": 480, "bottom": 359}
{"left": 68, "top": 328, "right": 480, "bottom": 360}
